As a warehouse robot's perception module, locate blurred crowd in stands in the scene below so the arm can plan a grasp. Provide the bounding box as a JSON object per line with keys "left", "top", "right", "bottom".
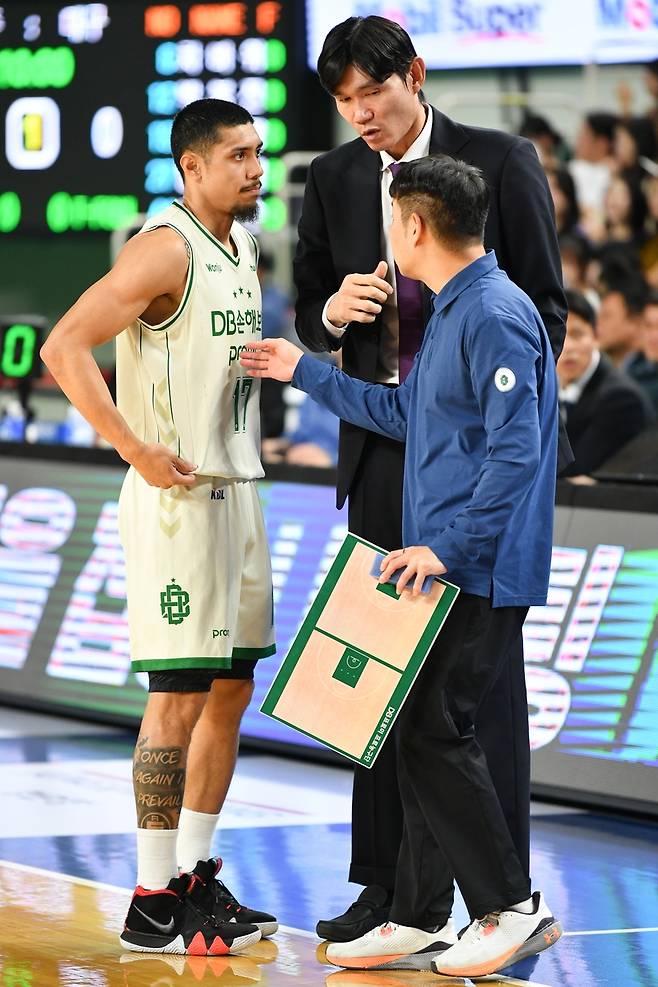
{"left": 522, "top": 57, "right": 658, "bottom": 479}
{"left": 262, "top": 58, "right": 658, "bottom": 476}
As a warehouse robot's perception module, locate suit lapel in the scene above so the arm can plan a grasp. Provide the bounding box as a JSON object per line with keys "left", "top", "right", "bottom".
{"left": 345, "top": 142, "right": 382, "bottom": 271}
{"left": 428, "top": 105, "right": 470, "bottom": 158}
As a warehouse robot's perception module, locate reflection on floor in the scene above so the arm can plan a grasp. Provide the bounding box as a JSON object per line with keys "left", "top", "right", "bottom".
{"left": 0, "top": 708, "right": 657, "bottom": 987}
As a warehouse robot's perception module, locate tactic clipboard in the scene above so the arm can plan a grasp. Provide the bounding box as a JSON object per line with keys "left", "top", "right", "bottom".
{"left": 260, "top": 533, "right": 460, "bottom": 768}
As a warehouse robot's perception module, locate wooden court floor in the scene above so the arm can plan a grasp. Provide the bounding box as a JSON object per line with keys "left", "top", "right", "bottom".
{"left": 0, "top": 862, "right": 558, "bottom": 987}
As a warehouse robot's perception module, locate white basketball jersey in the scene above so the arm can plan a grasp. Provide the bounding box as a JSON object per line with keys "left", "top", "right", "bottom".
{"left": 116, "top": 201, "right": 264, "bottom": 481}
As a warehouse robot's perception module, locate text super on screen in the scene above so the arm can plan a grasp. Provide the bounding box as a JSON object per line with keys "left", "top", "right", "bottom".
{"left": 0, "top": 3, "right": 293, "bottom": 236}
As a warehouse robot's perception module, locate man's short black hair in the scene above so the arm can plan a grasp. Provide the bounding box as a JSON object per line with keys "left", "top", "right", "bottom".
{"left": 317, "top": 15, "right": 417, "bottom": 94}
{"left": 520, "top": 113, "right": 561, "bottom": 144}
{"left": 390, "top": 155, "right": 489, "bottom": 250}
{"left": 585, "top": 112, "right": 618, "bottom": 143}
{"left": 171, "top": 99, "right": 254, "bottom": 179}
{"left": 602, "top": 275, "right": 649, "bottom": 316}
{"left": 565, "top": 290, "right": 596, "bottom": 329}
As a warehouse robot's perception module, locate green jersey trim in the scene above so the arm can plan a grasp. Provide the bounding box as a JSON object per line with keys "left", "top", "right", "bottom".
{"left": 173, "top": 200, "right": 241, "bottom": 268}
{"left": 165, "top": 330, "right": 181, "bottom": 456}
{"left": 232, "top": 644, "right": 276, "bottom": 660}
{"left": 131, "top": 657, "right": 234, "bottom": 671}
{"left": 138, "top": 225, "right": 195, "bottom": 333}
{"left": 130, "top": 646, "right": 274, "bottom": 672}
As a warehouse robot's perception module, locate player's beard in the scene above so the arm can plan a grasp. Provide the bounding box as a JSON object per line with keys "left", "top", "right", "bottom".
{"left": 233, "top": 203, "right": 259, "bottom": 222}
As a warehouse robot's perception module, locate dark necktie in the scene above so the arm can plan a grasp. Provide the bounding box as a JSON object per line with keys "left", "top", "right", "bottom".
{"left": 388, "top": 161, "right": 425, "bottom": 382}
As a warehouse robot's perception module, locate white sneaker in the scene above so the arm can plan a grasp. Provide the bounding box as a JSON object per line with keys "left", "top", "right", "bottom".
{"left": 325, "top": 918, "right": 457, "bottom": 970}
{"left": 432, "top": 891, "right": 562, "bottom": 978}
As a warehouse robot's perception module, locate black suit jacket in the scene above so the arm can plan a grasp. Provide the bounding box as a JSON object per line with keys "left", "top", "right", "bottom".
{"left": 563, "top": 355, "right": 655, "bottom": 477}
{"left": 293, "top": 106, "right": 569, "bottom": 506}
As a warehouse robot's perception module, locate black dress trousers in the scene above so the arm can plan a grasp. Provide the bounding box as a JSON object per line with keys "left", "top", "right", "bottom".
{"left": 346, "top": 431, "right": 531, "bottom": 920}
{"left": 390, "top": 594, "right": 531, "bottom": 922}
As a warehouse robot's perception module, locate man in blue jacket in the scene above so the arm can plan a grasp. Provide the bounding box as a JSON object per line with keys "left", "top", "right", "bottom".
{"left": 241, "top": 155, "right": 561, "bottom": 978}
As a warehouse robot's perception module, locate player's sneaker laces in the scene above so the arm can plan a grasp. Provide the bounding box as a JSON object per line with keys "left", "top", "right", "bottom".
{"left": 190, "top": 857, "right": 279, "bottom": 937}
{"left": 325, "top": 918, "right": 457, "bottom": 970}
{"left": 119, "top": 873, "right": 261, "bottom": 955}
{"left": 431, "top": 891, "right": 562, "bottom": 977}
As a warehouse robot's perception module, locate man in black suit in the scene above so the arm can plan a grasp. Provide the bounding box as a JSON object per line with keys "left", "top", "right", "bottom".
{"left": 293, "top": 15, "right": 568, "bottom": 942}
{"left": 559, "top": 290, "right": 654, "bottom": 477}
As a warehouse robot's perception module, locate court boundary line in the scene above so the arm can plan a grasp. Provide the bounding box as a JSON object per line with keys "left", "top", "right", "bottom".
{"left": 563, "top": 927, "right": 658, "bottom": 937}
{"left": 2, "top": 860, "right": 657, "bottom": 941}
{"left": 0, "top": 859, "right": 316, "bottom": 937}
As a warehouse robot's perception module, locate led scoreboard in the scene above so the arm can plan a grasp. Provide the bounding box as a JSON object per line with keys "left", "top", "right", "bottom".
{"left": 0, "top": 2, "right": 310, "bottom": 235}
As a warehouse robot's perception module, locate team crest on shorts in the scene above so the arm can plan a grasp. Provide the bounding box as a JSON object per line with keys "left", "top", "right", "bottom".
{"left": 160, "top": 579, "right": 191, "bottom": 625}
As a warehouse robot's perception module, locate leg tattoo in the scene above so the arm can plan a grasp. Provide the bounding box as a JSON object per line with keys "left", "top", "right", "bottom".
{"left": 133, "top": 735, "right": 186, "bottom": 829}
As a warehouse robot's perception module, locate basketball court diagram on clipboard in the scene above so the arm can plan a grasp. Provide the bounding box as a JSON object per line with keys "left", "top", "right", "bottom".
{"left": 261, "top": 533, "right": 460, "bottom": 767}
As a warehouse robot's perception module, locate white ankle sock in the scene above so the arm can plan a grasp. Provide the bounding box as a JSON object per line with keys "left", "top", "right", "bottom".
{"left": 136, "top": 829, "right": 179, "bottom": 890}
{"left": 511, "top": 896, "right": 535, "bottom": 914}
{"left": 177, "top": 807, "right": 220, "bottom": 873}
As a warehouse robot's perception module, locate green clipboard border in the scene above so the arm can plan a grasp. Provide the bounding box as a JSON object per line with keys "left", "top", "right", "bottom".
{"left": 260, "top": 532, "right": 460, "bottom": 768}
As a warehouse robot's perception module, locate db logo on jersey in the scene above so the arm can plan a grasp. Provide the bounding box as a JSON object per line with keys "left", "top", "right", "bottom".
{"left": 494, "top": 367, "right": 516, "bottom": 392}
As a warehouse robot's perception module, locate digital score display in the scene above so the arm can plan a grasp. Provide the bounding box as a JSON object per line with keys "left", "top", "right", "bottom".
{"left": 0, "top": 321, "right": 43, "bottom": 379}
{"left": 0, "top": 455, "right": 657, "bottom": 816}
{"left": 0, "top": 3, "right": 307, "bottom": 235}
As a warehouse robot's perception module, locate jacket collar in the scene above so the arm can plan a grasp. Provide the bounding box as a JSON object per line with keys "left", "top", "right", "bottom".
{"left": 432, "top": 250, "right": 498, "bottom": 315}
{"left": 428, "top": 106, "right": 471, "bottom": 157}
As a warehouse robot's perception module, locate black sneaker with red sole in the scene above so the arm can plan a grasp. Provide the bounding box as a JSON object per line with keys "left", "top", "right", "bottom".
{"left": 190, "top": 857, "right": 279, "bottom": 938}
{"left": 119, "top": 873, "right": 261, "bottom": 955}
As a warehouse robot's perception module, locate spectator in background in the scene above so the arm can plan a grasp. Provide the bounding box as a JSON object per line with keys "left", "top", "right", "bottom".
{"left": 258, "top": 249, "right": 294, "bottom": 438}
{"left": 640, "top": 172, "right": 658, "bottom": 286}
{"left": 559, "top": 233, "right": 599, "bottom": 309}
{"left": 596, "top": 243, "right": 644, "bottom": 289}
{"left": 558, "top": 291, "right": 654, "bottom": 478}
{"left": 547, "top": 168, "right": 582, "bottom": 237}
{"left": 602, "top": 172, "right": 648, "bottom": 249}
{"left": 262, "top": 391, "right": 340, "bottom": 468}
{"left": 644, "top": 59, "right": 658, "bottom": 146}
{"left": 258, "top": 250, "right": 295, "bottom": 342}
{"left": 520, "top": 113, "right": 565, "bottom": 170}
{"left": 613, "top": 116, "right": 657, "bottom": 181}
{"left": 626, "top": 289, "right": 658, "bottom": 413}
{"left": 597, "top": 277, "right": 648, "bottom": 368}
{"left": 569, "top": 112, "right": 617, "bottom": 239}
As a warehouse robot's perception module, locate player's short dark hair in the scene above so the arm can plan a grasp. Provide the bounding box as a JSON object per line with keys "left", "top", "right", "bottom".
{"left": 565, "top": 290, "right": 596, "bottom": 329}
{"left": 171, "top": 99, "right": 254, "bottom": 179}
{"left": 317, "top": 15, "right": 418, "bottom": 94}
{"left": 390, "top": 155, "right": 489, "bottom": 250}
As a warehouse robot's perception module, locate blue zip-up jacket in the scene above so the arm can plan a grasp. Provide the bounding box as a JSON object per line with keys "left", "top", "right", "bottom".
{"left": 293, "top": 251, "right": 558, "bottom": 607}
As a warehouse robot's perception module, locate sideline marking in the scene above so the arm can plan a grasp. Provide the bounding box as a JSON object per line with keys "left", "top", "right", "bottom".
{"left": 3, "top": 861, "right": 657, "bottom": 944}
{"left": 564, "top": 926, "right": 658, "bottom": 937}
{"left": 0, "top": 859, "right": 317, "bottom": 938}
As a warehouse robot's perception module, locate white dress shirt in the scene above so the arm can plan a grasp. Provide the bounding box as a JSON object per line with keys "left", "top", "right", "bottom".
{"left": 322, "top": 106, "right": 433, "bottom": 383}
{"left": 559, "top": 349, "right": 601, "bottom": 405}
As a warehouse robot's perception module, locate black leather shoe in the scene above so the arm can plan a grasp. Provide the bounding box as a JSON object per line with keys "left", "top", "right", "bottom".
{"left": 316, "top": 886, "right": 391, "bottom": 942}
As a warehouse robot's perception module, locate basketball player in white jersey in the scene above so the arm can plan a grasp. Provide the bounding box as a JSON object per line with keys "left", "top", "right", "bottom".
{"left": 41, "top": 99, "right": 278, "bottom": 956}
